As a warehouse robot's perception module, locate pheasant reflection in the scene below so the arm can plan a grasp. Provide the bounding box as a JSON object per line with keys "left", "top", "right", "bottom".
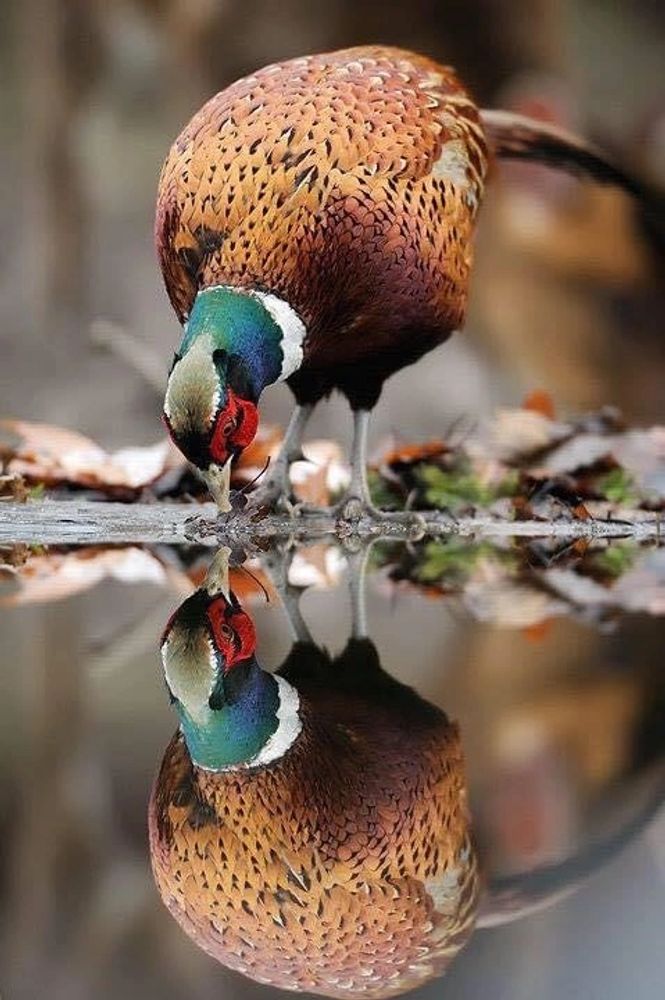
{"left": 149, "top": 549, "right": 478, "bottom": 998}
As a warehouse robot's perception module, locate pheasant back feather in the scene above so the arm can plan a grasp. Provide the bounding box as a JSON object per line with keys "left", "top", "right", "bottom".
{"left": 156, "top": 46, "right": 488, "bottom": 406}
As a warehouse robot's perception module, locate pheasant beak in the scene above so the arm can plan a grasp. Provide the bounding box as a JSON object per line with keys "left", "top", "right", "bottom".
{"left": 203, "top": 461, "right": 232, "bottom": 512}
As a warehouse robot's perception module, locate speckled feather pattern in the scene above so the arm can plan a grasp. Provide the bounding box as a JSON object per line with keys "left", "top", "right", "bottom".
{"left": 149, "top": 681, "right": 478, "bottom": 998}
{"left": 156, "top": 46, "right": 488, "bottom": 407}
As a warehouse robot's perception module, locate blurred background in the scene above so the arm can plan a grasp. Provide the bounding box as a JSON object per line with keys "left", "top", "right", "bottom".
{"left": 1, "top": 2, "right": 664, "bottom": 999}
{"left": 1, "top": 0, "right": 664, "bottom": 444}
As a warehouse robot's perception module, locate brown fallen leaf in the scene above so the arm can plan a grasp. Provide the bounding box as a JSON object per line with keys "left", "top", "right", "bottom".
{"left": 378, "top": 439, "right": 448, "bottom": 468}
{"left": 0, "top": 419, "right": 179, "bottom": 492}
{"left": 522, "top": 389, "right": 556, "bottom": 421}
{"left": 290, "top": 441, "right": 350, "bottom": 506}
{"left": 0, "top": 473, "right": 30, "bottom": 503}
{"left": 538, "top": 427, "right": 665, "bottom": 498}
{"left": 231, "top": 424, "right": 284, "bottom": 484}
{"left": 0, "top": 418, "right": 293, "bottom": 500}
{"left": 0, "top": 543, "right": 31, "bottom": 573}
{"left": 233, "top": 434, "right": 349, "bottom": 506}
{"left": 468, "top": 407, "right": 572, "bottom": 464}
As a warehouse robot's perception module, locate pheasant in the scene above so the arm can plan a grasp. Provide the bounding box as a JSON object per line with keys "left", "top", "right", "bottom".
{"left": 149, "top": 563, "right": 478, "bottom": 998}
{"left": 157, "top": 45, "right": 649, "bottom": 511}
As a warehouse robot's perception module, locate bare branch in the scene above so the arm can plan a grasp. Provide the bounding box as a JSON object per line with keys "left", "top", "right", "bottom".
{"left": 0, "top": 500, "right": 661, "bottom": 547}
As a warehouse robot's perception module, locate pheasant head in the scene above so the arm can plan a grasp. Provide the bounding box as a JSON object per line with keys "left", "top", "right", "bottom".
{"left": 160, "top": 582, "right": 302, "bottom": 772}
{"left": 162, "top": 285, "right": 305, "bottom": 505}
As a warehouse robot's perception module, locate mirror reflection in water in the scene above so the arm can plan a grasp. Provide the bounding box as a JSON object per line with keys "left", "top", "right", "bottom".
{"left": 150, "top": 548, "right": 479, "bottom": 997}
{"left": 1, "top": 537, "right": 663, "bottom": 999}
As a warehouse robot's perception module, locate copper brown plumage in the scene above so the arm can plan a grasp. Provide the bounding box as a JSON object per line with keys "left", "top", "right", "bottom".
{"left": 149, "top": 638, "right": 479, "bottom": 999}
{"left": 156, "top": 46, "right": 488, "bottom": 409}
{"left": 156, "top": 45, "right": 657, "bottom": 510}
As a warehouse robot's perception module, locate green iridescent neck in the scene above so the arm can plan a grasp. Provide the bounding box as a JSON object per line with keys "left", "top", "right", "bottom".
{"left": 179, "top": 286, "right": 304, "bottom": 399}
{"left": 175, "top": 660, "right": 301, "bottom": 772}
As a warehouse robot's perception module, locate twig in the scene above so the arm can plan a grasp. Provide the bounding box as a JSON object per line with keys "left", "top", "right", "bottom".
{"left": 90, "top": 318, "right": 166, "bottom": 395}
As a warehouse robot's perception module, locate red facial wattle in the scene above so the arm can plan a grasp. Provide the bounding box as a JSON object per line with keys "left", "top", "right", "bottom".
{"left": 209, "top": 388, "right": 259, "bottom": 465}
{"left": 207, "top": 595, "right": 257, "bottom": 669}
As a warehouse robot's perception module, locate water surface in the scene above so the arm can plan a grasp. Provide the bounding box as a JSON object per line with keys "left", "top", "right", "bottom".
{"left": 1, "top": 537, "right": 663, "bottom": 1000}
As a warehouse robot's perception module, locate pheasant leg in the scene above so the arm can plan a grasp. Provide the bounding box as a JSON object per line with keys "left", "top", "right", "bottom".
{"left": 337, "top": 409, "right": 426, "bottom": 540}
{"left": 246, "top": 404, "right": 313, "bottom": 512}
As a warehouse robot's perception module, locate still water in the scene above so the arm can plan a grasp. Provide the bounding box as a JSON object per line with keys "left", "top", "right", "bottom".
{"left": 1, "top": 538, "right": 663, "bottom": 1000}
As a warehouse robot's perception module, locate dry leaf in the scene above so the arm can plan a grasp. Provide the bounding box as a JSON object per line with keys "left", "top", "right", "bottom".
{"left": 0, "top": 419, "right": 178, "bottom": 492}
{"left": 535, "top": 427, "right": 665, "bottom": 498}
{"left": 232, "top": 424, "right": 284, "bottom": 484}
{"left": 290, "top": 441, "right": 350, "bottom": 505}
{"left": 522, "top": 389, "right": 556, "bottom": 420}
{"left": 0, "top": 473, "right": 29, "bottom": 502}
{"left": 378, "top": 440, "right": 448, "bottom": 468}
{"left": 469, "top": 408, "right": 571, "bottom": 464}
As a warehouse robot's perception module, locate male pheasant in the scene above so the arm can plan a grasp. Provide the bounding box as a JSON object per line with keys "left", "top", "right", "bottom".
{"left": 157, "top": 45, "right": 647, "bottom": 509}
{"left": 149, "top": 575, "right": 478, "bottom": 998}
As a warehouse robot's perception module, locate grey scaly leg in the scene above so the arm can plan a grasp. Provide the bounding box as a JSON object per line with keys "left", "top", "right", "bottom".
{"left": 263, "top": 545, "right": 313, "bottom": 645}
{"left": 338, "top": 408, "right": 426, "bottom": 540}
{"left": 347, "top": 409, "right": 373, "bottom": 507}
{"left": 249, "top": 403, "right": 313, "bottom": 510}
{"left": 346, "top": 543, "right": 370, "bottom": 640}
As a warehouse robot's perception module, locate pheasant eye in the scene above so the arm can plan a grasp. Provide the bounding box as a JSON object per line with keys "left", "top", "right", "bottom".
{"left": 223, "top": 416, "right": 236, "bottom": 436}
{"left": 220, "top": 623, "right": 234, "bottom": 639}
